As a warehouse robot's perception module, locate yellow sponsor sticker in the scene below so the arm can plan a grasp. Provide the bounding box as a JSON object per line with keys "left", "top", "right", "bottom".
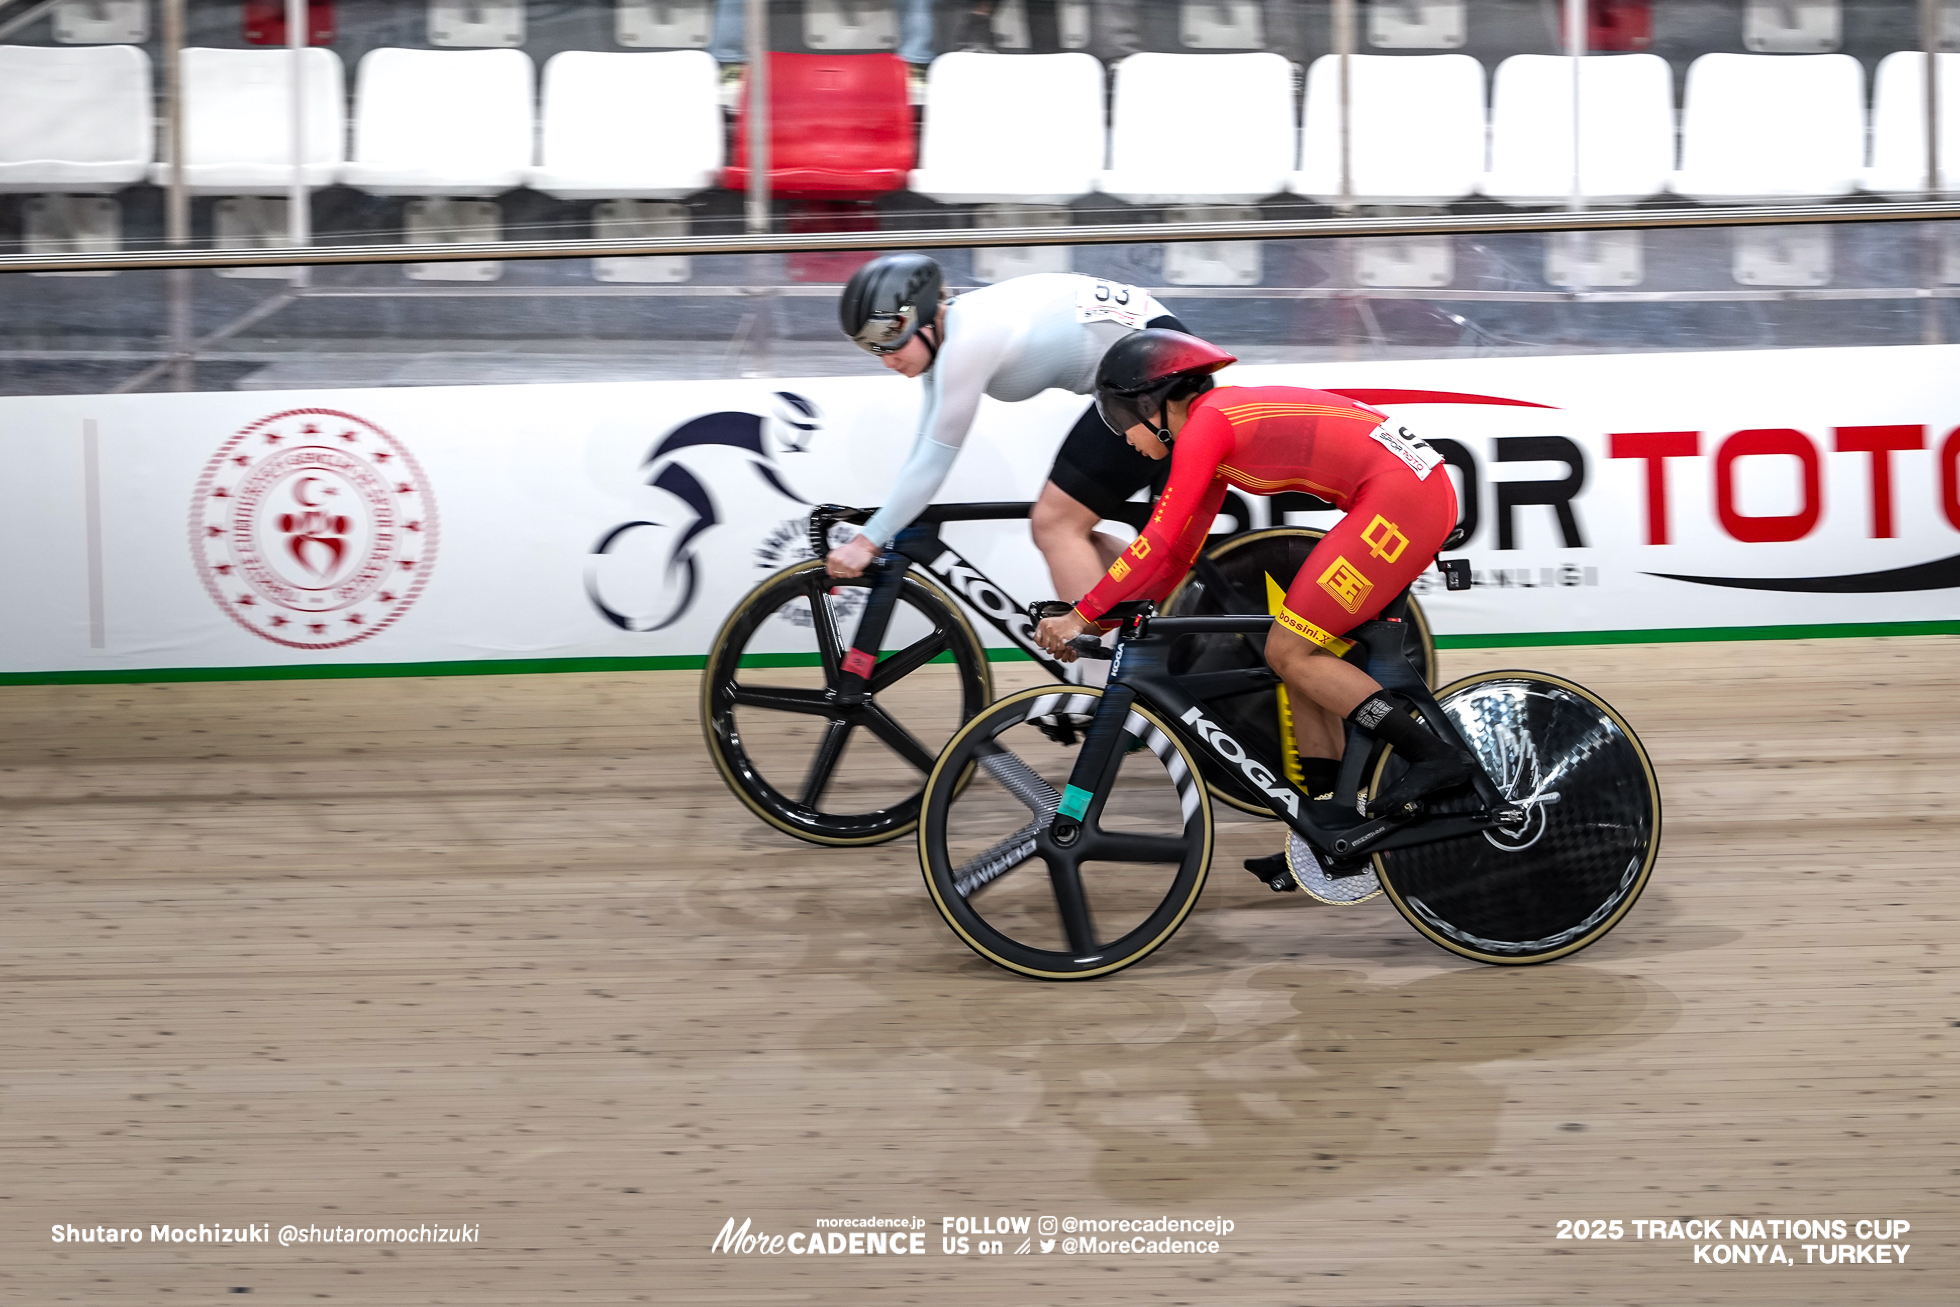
{"left": 1317, "top": 555, "right": 1374, "bottom": 614}
{"left": 1276, "top": 605, "right": 1354, "bottom": 655}
{"left": 1360, "top": 514, "right": 1409, "bottom": 563}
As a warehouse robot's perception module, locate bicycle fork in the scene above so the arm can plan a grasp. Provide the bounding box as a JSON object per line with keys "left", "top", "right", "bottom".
{"left": 831, "top": 551, "right": 911, "bottom": 697}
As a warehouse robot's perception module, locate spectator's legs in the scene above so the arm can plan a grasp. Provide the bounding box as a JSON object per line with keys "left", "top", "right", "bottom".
{"left": 1087, "top": 0, "right": 1141, "bottom": 61}
{"left": 898, "top": 0, "right": 937, "bottom": 64}
{"left": 1026, "top": 0, "right": 1060, "bottom": 51}
{"left": 710, "top": 0, "right": 747, "bottom": 65}
{"left": 956, "top": 1, "right": 996, "bottom": 49}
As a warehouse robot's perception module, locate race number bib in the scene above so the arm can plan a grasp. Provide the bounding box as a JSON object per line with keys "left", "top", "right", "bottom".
{"left": 1075, "top": 278, "right": 1152, "bottom": 329}
{"left": 1368, "top": 422, "right": 1446, "bottom": 480}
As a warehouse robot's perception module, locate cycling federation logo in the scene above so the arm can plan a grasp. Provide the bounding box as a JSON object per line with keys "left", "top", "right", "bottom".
{"left": 191, "top": 408, "right": 438, "bottom": 650}
{"left": 587, "top": 392, "right": 820, "bottom": 633}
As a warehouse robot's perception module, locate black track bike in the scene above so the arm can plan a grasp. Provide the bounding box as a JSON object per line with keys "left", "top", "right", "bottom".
{"left": 916, "top": 586, "right": 1661, "bottom": 979}
{"left": 701, "top": 502, "right": 1439, "bottom": 846}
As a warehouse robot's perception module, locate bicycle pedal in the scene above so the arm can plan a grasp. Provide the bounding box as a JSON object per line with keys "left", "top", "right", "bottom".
{"left": 1243, "top": 851, "right": 1297, "bottom": 891}
{"left": 1032, "top": 715, "right": 1081, "bottom": 746}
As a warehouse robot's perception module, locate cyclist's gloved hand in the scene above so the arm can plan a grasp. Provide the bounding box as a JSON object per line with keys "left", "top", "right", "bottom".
{"left": 1035, "top": 607, "right": 1092, "bottom": 662}
{"left": 825, "top": 532, "right": 880, "bottom": 579}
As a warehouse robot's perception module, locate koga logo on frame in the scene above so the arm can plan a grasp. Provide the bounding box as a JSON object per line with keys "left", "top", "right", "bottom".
{"left": 191, "top": 408, "right": 437, "bottom": 649}
{"left": 1180, "top": 707, "right": 1299, "bottom": 816}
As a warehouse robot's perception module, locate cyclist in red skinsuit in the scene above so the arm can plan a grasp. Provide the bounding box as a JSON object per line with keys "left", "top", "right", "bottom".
{"left": 1071, "top": 384, "right": 1455, "bottom": 656}
{"left": 1035, "top": 330, "right": 1474, "bottom": 854}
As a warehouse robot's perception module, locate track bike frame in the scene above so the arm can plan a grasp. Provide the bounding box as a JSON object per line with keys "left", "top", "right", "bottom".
{"left": 808, "top": 499, "right": 1326, "bottom": 696}
{"left": 810, "top": 502, "right": 1074, "bottom": 686}
{"left": 1048, "top": 595, "right": 1528, "bottom": 871}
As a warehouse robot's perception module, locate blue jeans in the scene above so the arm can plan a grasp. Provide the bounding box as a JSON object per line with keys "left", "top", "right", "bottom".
{"left": 712, "top": 0, "right": 936, "bottom": 66}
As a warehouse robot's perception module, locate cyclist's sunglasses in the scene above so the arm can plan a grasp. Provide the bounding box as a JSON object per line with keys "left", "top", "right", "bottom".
{"left": 850, "top": 305, "right": 919, "bottom": 356}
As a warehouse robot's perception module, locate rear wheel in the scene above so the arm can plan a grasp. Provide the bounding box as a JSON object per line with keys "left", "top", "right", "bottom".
{"left": 919, "top": 686, "right": 1213, "bottom": 980}
{"left": 1168, "top": 527, "right": 1438, "bottom": 814}
{"left": 701, "top": 559, "right": 992, "bottom": 845}
{"left": 1368, "top": 673, "right": 1662, "bottom": 965}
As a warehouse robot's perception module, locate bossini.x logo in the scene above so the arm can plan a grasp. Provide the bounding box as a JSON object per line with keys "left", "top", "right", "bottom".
{"left": 586, "top": 393, "right": 819, "bottom": 633}
{"left": 191, "top": 408, "right": 438, "bottom": 650}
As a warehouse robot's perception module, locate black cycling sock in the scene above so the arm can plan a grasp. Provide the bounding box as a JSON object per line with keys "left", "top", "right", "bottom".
{"left": 1347, "top": 691, "right": 1451, "bottom": 760}
{"left": 1347, "top": 691, "right": 1474, "bottom": 815}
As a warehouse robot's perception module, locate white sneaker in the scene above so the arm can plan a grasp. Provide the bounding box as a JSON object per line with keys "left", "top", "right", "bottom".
{"left": 1287, "top": 830, "right": 1382, "bottom": 905}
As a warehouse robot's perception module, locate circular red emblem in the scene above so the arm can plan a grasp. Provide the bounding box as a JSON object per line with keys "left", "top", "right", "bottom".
{"left": 190, "top": 408, "right": 438, "bottom": 650}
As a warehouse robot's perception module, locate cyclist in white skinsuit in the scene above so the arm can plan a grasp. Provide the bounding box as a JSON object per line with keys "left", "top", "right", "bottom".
{"left": 826, "top": 256, "right": 1194, "bottom": 604}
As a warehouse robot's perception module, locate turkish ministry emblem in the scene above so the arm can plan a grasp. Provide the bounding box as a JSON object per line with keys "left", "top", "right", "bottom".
{"left": 190, "top": 408, "right": 438, "bottom": 649}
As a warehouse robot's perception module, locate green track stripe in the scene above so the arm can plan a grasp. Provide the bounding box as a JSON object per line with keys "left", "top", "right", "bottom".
{"left": 1431, "top": 619, "right": 1960, "bottom": 649}
{"left": 1, "top": 618, "right": 1955, "bottom": 687}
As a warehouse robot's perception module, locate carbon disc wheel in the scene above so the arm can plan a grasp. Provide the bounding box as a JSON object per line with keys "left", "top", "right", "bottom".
{"left": 1368, "top": 673, "right": 1662, "bottom": 965}
{"left": 701, "top": 559, "right": 992, "bottom": 846}
{"left": 919, "top": 686, "right": 1214, "bottom": 980}
{"left": 1166, "top": 527, "right": 1438, "bottom": 814}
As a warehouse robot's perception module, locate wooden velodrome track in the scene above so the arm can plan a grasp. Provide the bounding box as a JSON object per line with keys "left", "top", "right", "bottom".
{"left": 3, "top": 637, "right": 1953, "bottom": 1304}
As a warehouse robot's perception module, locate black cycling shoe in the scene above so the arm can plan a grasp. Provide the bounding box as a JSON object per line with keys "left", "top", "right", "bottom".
{"left": 1244, "top": 851, "right": 1297, "bottom": 892}
{"left": 1366, "top": 749, "right": 1476, "bottom": 818}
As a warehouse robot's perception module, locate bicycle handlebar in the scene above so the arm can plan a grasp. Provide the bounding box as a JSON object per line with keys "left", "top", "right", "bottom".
{"left": 1146, "top": 615, "right": 1275, "bottom": 635}
{"left": 808, "top": 502, "right": 1037, "bottom": 559}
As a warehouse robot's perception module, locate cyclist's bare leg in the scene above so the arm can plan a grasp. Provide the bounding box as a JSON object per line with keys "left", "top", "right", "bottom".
{"left": 1267, "top": 622, "right": 1473, "bottom": 817}
{"left": 1031, "top": 480, "right": 1129, "bottom": 602}
{"left": 1263, "top": 626, "right": 1379, "bottom": 761}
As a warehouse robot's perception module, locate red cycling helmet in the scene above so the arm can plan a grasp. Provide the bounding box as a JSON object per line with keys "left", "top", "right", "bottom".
{"left": 1094, "top": 329, "right": 1237, "bottom": 447}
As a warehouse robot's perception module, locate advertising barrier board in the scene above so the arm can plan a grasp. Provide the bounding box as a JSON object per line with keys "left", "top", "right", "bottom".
{"left": 3, "top": 344, "right": 1958, "bottom": 682}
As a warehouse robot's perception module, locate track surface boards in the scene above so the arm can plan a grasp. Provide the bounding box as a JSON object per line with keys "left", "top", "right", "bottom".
{"left": 2, "top": 639, "right": 1954, "bottom": 1303}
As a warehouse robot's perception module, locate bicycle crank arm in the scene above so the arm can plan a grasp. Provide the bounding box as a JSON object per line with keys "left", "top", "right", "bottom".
{"left": 1325, "top": 811, "right": 1509, "bottom": 859}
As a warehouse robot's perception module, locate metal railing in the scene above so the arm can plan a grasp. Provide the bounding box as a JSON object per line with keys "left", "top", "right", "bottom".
{"left": 1, "top": 0, "right": 1954, "bottom": 277}
{"left": 1, "top": 199, "right": 1958, "bottom": 276}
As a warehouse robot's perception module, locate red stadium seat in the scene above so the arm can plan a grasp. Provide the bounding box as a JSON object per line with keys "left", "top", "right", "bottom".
{"left": 243, "top": 0, "right": 335, "bottom": 45}
{"left": 1588, "top": 0, "right": 1651, "bottom": 53}
{"left": 722, "top": 52, "right": 915, "bottom": 198}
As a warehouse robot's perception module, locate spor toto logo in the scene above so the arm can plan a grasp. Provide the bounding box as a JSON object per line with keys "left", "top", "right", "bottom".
{"left": 191, "top": 408, "right": 438, "bottom": 649}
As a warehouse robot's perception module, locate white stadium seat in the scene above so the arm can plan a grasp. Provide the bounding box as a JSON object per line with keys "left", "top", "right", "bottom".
{"left": 0, "top": 44, "right": 153, "bottom": 192}
{"left": 530, "top": 50, "right": 722, "bottom": 200}
{"left": 1480, "top": 54, "right": 1674, "bottom": 206}
{"left": 340, "top": 48, "right": 535, "bottom": 196}
{"left": 1669, "top": 53, "right": 1865, "bottom": 202}
{"left": 1096, "top": 53, "right": 1294, "bottom": 205}
{"left": 1293, "top": 53, "right": 1485, "bottom": 205}
{"left": 1861, "top": 51, "right": 1960, "bottom": 198}
{"left": 909, "top": 52, "right": 1105, "bottom": 205}
{"left": 151, "top": 48, "right": 346, "bottom": 195}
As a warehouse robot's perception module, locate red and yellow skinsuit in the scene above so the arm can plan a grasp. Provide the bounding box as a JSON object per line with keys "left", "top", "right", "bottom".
{"left": 1074, "top": 385, "right": 1458, "bottom": 654}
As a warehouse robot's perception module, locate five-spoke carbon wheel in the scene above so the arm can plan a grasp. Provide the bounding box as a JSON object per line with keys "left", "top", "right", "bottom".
{"left": 702, "top": 559, "right": 992, "bottom": 845}
{"left": 1369, "top": 673, "right": 1662, "bottom": 965}
{"left": 1167, "top": 527, "right": 1438, "bottom": 814}
{"left": 919, "top": 686, "right": 1214, "bottom": 980}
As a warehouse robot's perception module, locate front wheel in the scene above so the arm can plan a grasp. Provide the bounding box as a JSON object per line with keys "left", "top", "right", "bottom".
{"left": 1368, "top": 673, "right": 1662, "bottom": 965}
{"left": 919, "top": 685, "right": 1214, "bottom": 980}
{"left": 701, "top": 558, "right": 992, "bottom": 845}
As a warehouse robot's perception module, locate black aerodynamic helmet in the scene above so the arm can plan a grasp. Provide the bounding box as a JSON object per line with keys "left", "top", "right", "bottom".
{"left": 839, "top": 253, "right": 945, "bottom": 357}
{"left": 1094, "top": 329, "right": 1238, "bottom": 446}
